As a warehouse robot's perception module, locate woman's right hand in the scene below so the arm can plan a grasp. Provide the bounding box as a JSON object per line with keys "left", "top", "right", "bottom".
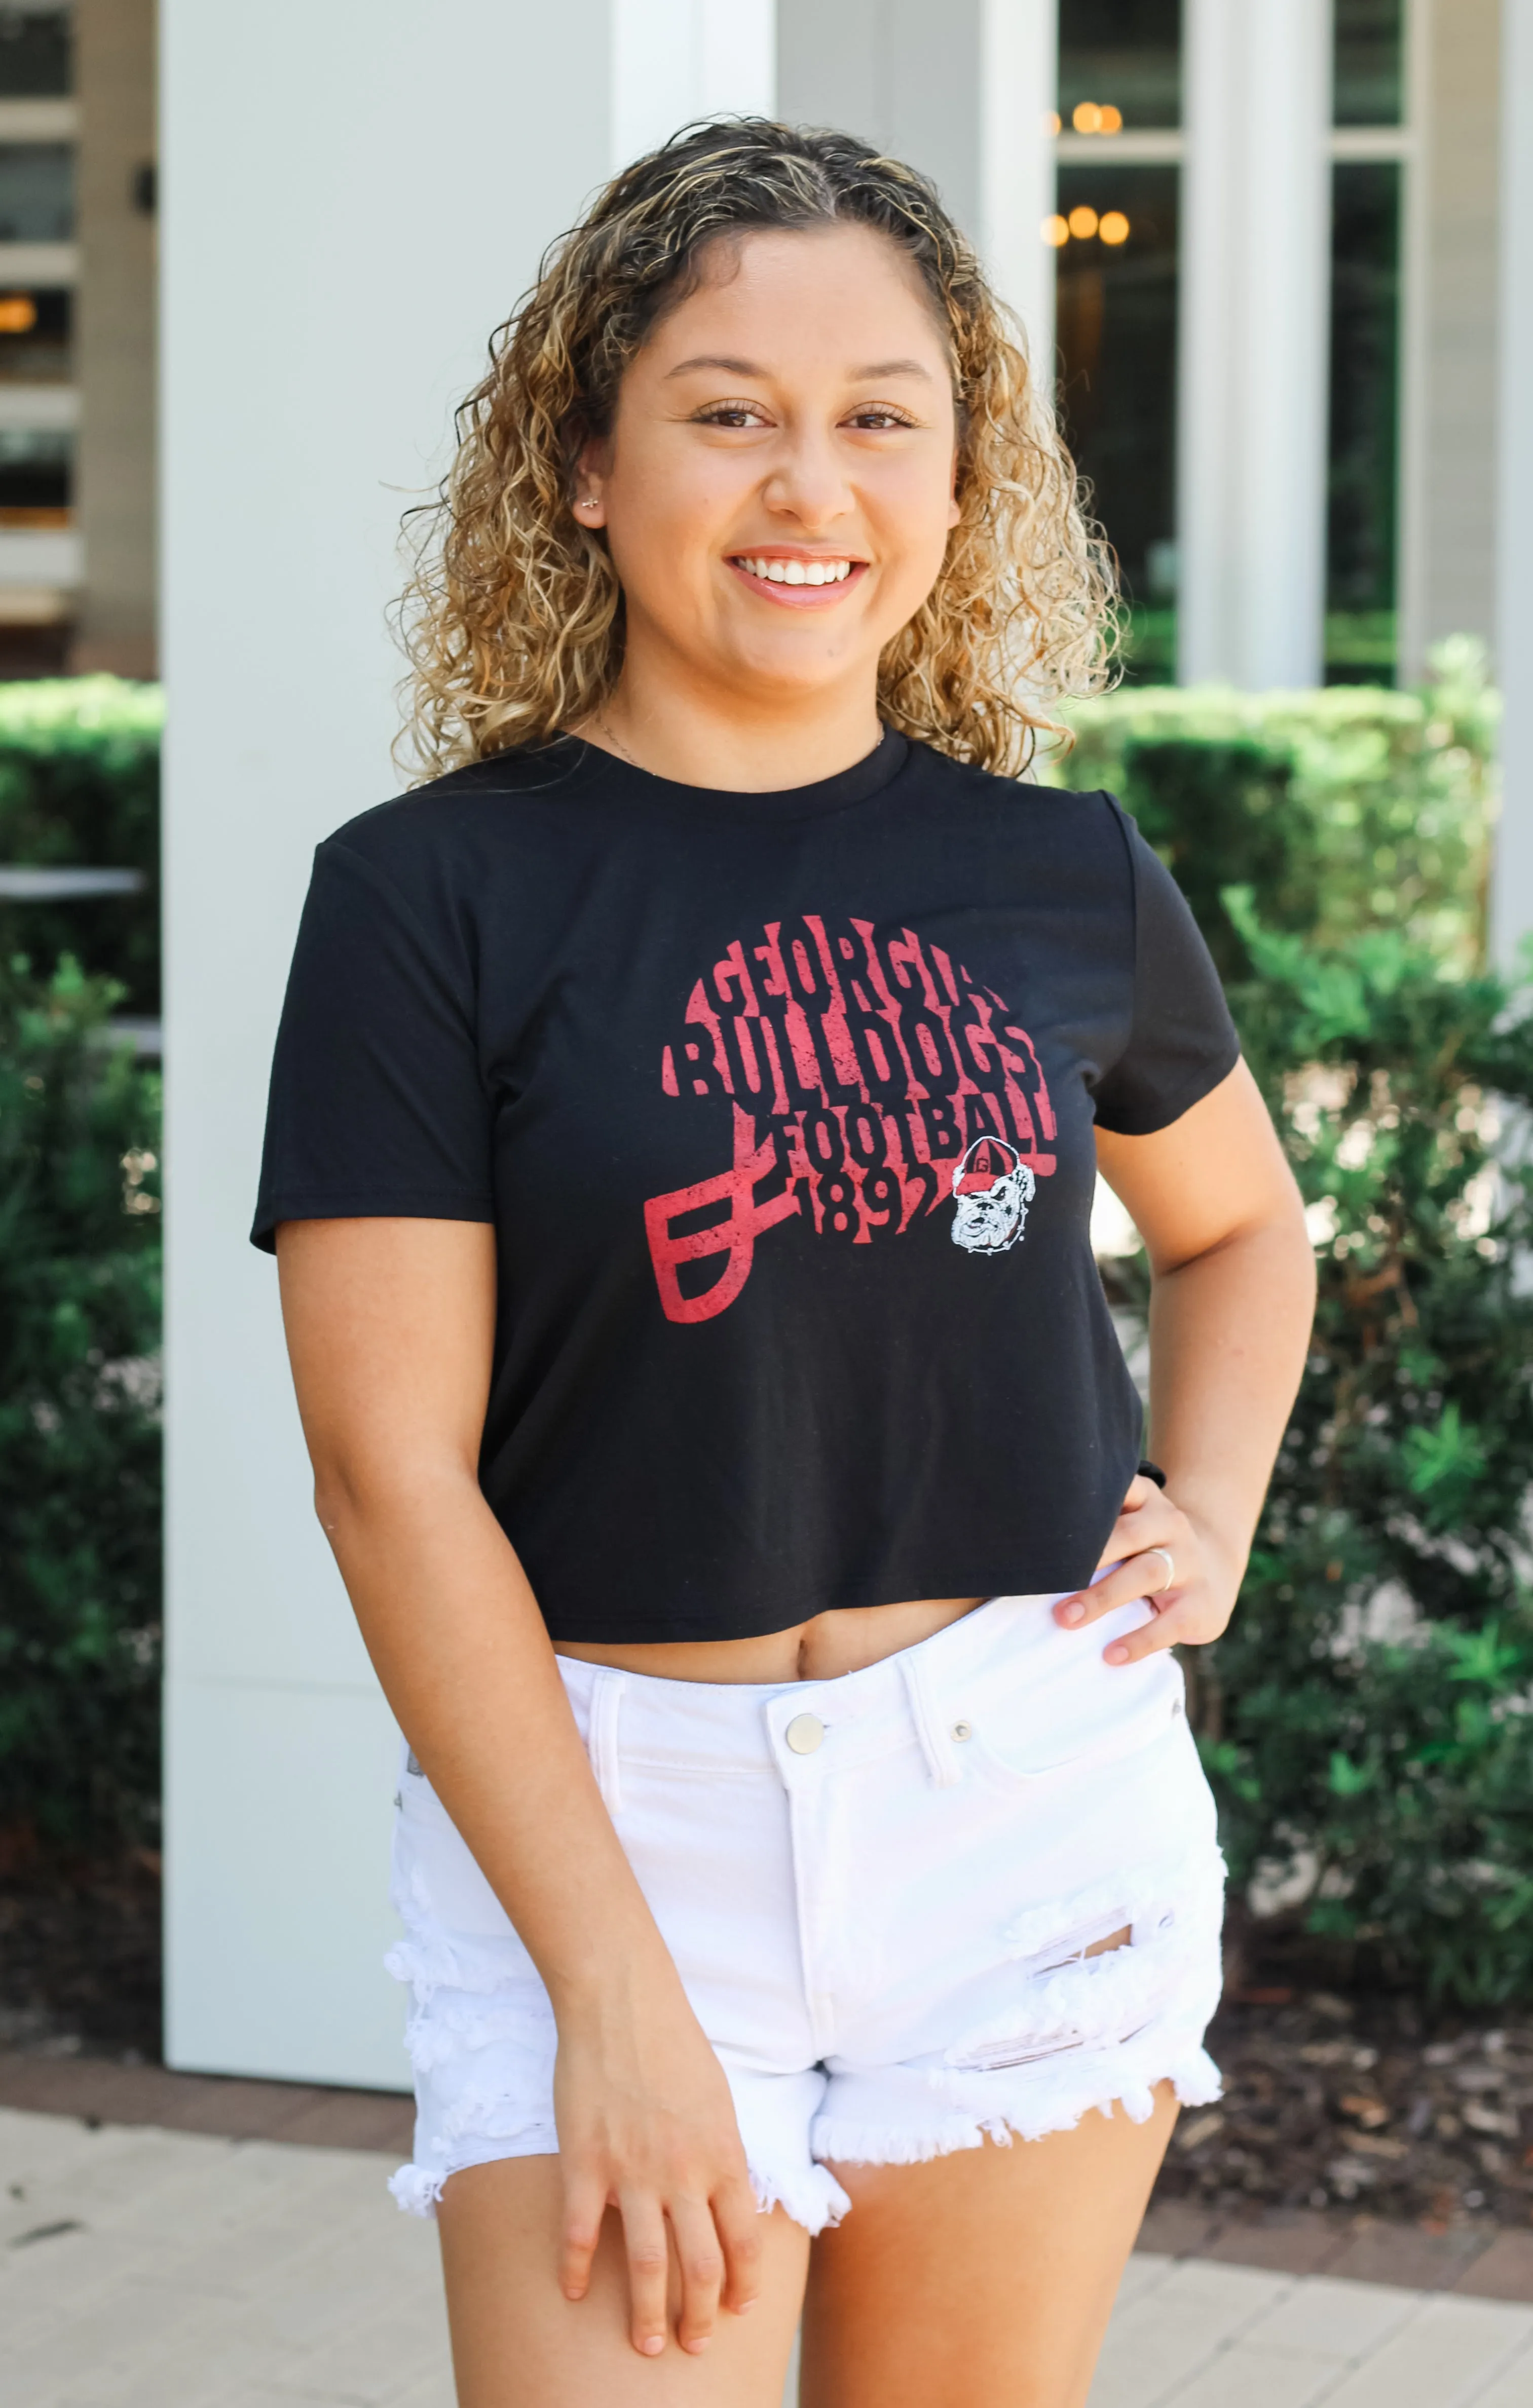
{"left": 553, "top": 1964, "right": 764, "bottom": 2357}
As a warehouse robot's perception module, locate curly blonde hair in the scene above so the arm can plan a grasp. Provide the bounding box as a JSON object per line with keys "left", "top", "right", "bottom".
{"left": 397, "top": 118, "right": 1117, "bottom": 783}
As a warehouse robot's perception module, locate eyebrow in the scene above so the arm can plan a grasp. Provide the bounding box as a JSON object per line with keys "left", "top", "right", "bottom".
{"left": 663, "top": 353, "right": 936, "bottom": 383}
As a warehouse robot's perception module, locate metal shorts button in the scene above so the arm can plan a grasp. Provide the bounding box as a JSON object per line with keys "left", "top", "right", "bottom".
{"left": 785, "top": 1712, "right": 826, "bottom": 1755}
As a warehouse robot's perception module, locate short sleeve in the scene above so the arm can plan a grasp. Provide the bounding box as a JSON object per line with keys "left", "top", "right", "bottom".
{"left": 250, "top": 837, "right": 495, "bottom": 1252}
{"left": 1090, "top": 803, "right": 1241, "bottom": 1136}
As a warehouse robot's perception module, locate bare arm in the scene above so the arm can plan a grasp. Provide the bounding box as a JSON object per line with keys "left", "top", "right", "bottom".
{"left": 275, "top": 1215, "right": 761, "bottom": 2356}
{"left": 1055, "top": 1061, "right": 1316, "bottom": 1661}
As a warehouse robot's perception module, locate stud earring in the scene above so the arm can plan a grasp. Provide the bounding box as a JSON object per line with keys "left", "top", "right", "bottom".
{"left": 581, "top": 496, "right": 600, "bottom": 511}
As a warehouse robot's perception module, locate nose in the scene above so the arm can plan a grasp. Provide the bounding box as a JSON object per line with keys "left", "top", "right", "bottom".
{"left": 761, "top": 425, "right": 854, "bottom": 531}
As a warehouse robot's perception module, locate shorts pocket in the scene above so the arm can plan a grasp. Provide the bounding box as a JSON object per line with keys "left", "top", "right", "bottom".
{"left": 965, "top": 1653, "right": 1188, "bottom": 1794}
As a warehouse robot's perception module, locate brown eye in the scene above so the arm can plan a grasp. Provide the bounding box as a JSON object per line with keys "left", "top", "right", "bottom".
{"left": 696, "top": 402, "right": 768, "bottom": 430}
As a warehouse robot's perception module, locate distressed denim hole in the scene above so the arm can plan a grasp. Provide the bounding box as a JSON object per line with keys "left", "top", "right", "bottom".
{"left": 948, "top": 1923, "right": 1140, "bottom": 2071}
{"left": 1079, "top": 1921, "right": 1132, "bottom": 1960}
{"left": 1036, "top": 1919, "right": 1134, "bottom": 1975}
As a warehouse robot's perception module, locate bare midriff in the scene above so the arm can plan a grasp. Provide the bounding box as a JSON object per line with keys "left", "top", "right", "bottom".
{"left": 554, "top": 1594, "right": 990, "bottom": 1686}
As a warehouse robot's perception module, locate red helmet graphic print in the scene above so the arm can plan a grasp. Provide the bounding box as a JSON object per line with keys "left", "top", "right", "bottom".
{"left": 644, "top": 910, "right": 1058, "bottom": 1318}
{"left": 950, "top": 1135, "right": 1037, "bottom": 1256}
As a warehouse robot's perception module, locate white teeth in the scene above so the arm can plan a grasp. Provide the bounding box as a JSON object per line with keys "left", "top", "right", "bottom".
{"left": 737, "top": 556, "right": 854, "bottom": 585}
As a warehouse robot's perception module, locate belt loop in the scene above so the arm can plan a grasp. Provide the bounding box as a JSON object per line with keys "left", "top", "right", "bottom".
{"left": 899, "top": 1652, "right": 961, "bottom": 1788}
{"left": 587, "top": 1668, "right": 626, "bottom": 1815}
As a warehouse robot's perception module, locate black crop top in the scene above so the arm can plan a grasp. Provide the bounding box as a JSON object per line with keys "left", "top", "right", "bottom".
{"left": 252, "top": 733, "right": 1239, "bottom": 1642}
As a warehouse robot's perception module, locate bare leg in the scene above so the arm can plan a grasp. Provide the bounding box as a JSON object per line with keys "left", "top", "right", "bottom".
{"left": 437, "top": 2155, "right": 809, "bottom": 2407}
{"left": 801, "top": 2082, "right": 1179, "bottom": 2408}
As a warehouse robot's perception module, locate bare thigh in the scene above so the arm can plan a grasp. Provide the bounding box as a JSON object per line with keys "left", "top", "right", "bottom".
{"left": 436, "top": 2156, "right": 809, "bottom": 2408}
{"left": 800, "top": 2082, "right": 1179, "bottom": 2408}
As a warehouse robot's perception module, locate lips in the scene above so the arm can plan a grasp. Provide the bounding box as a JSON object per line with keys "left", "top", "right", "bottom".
{"left": 726, "top": 553, "right": 869, "bottom": 608}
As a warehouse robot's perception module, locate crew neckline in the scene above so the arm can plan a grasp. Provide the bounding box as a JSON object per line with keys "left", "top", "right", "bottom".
{"left": 559, "top": 727, "right": 912, "bottom": 820}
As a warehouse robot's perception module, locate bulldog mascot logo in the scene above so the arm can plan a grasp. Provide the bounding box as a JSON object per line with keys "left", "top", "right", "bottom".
{"left": 949, "top": 1135, "right": 1036, "bottom": 1256}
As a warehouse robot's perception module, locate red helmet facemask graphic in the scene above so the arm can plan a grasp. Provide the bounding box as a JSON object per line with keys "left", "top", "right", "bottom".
{"left": 949, "top": 1135, "right": 1036, "bottom": 1256}
{"left": 644, "top": 912, "right": 1056, "bottom": 1321}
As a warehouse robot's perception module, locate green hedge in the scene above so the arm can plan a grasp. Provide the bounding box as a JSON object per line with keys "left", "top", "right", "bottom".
{"left": 1204, "top": 910, "right": 1533, "bottom": 2005}
{"left": 1048, "top": 635, "right": 1497, "bottom": 979}
{"left": 0, "top": 952, "right": 162, "bottom": 1855}
{"left": 0, "top": 682, "right": 164, "bottom": 1855}
{"left": 1064, "top": 644, "right": 1532, "bottom": 2005}
{"left": 0, "top": 678, "right": 163, "bottom": 1017}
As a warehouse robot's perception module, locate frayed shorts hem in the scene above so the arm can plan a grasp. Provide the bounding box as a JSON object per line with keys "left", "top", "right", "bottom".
{"left": 387, "top": 2146, "right": 851, "bottom": 2237}
{"left": 388, "top": 2040, "right": 1222, "bottom": 2237}
{"left": 810, "top": 2041, "right": 1222, "bottom": 2174}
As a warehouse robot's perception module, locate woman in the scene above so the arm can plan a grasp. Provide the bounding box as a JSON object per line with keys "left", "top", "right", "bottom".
{"left": 254, "top": 120, "right": 1314, "bottom": 2408}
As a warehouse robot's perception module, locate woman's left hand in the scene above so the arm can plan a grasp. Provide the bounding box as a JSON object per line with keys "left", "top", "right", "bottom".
{"left": 1051, "top": 1473, "right": 1241, "bottom": 1666}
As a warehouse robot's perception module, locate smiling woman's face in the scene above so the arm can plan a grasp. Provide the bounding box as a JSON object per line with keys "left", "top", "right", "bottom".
{"left": 578, "top": 222, "right": 961, "bottom": 712}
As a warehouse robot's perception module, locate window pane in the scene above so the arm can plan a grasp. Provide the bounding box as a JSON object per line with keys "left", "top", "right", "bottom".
{"left": 0, "top": 143, "right": 72, "bottom": 241}
{"left": 0, "top": 7, "right": 70, "bottom": 99}
{"left": 0, "top": 422, "right": 69, "bottom": 520}
{"left": 1058, "top": 0, "right": 1182, "bottom": 131}
{"left": 1334, "top": 0, "right": 1403, "bottom": 127}
{"left": 1327, "top": 161, "right": 1401, "bottom": 682}
{"left": 1054, "top": 164, "right": 1179, "bottom": 678}
{"left": 0, "top": 286, "right": 70, "bottom": 379}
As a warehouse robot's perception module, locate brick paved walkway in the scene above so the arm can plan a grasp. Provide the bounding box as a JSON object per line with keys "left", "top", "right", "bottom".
{"left": 4, "top": 2087, "right": 1532, "bottom": 2406}
{"left": 1, "top": 2107, "right": 452, "bottom": 2408}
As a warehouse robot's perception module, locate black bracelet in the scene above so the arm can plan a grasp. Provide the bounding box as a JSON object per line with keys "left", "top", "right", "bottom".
{"left": 1137, "top": 1458, "right": 1167, "bottom": 1488}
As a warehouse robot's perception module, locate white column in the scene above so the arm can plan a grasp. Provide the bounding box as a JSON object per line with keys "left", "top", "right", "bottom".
{"left": 1178, "top": 0, "right": 1333, "bottom": 689}
{"left": 776, "top": 0, "right": 1056, "bottom": 361}
{"left": 612, "top": 0, "right": 775, "bottom": 170}
{"left": 978, "top": 0, "right": 1057, "bottom": 370}
{"left": 161, "top": 0, "right": 757, "bottom": 2090}
{"left": 1492, "top": 0, "right": 1533, "bottom": 961}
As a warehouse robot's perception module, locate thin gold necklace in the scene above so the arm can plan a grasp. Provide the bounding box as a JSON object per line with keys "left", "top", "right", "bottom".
{"left": 593, "top": 712, "right": 643, "bottom": 772}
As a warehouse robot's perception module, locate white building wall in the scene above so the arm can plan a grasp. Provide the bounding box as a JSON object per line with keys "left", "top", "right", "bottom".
{"left": 1492, "top": 0, "right": 1533, "bottom": 963}
{"left": 162, "top": 1, "right": 770, "bottom": 2087}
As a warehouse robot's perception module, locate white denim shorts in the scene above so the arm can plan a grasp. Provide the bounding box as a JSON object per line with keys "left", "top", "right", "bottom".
{"left": 386, "top": 1592, "right": 1225, "bottom": 2234}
